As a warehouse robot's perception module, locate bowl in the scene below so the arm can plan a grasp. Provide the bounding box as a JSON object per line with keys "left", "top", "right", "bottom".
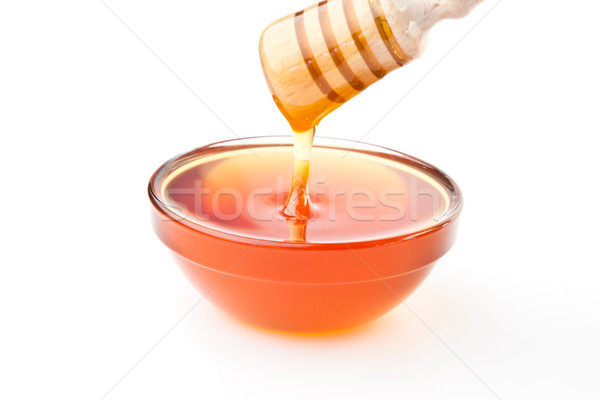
{"left": 149, "top": 136, "right": 462, "bottom": 333}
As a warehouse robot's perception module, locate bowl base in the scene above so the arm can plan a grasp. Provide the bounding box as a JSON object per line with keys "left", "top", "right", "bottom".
{"left": 174, "top": 253, "right": 435, "bottom": 333}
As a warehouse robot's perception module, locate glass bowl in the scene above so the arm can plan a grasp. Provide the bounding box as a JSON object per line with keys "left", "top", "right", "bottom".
{"left": 148, "top": 136, "right": 462, "bottom": 333}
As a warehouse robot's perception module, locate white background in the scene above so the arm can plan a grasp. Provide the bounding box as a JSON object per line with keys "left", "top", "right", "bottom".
{"left": 1, "top": 0, "right": 599, "bottom": 399}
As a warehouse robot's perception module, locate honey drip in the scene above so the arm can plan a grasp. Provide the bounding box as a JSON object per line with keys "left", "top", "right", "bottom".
{"left": 282, "top": 127, "right": 315, "bottom": 241}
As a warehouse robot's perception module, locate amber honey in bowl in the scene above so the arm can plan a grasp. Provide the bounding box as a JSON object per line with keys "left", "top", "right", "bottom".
{"left": 149, "top": 136, "right": 462, "bottom": 333}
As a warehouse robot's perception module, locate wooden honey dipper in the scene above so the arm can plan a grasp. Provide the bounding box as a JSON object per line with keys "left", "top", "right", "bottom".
{"left": 260, "top": 0, "right": 484, "bottom": 132}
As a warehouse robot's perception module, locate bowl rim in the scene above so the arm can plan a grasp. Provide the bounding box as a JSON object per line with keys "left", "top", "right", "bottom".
{"left": 148, "top": 135, "right": 463, "bottom": 249}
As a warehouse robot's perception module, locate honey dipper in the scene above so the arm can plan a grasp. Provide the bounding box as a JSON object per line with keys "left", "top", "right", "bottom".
{"left": 260, "top": 0, "right": 484, "bottom": 132}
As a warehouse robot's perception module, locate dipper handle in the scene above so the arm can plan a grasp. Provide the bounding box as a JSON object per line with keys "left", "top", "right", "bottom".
{"left": 259, "top": 0, "right": 484, "bottom": 132}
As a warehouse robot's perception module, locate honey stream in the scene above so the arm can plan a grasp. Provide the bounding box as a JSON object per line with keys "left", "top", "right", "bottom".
{"left": 282, "top": 128, "right": 315, "bottom": 241}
